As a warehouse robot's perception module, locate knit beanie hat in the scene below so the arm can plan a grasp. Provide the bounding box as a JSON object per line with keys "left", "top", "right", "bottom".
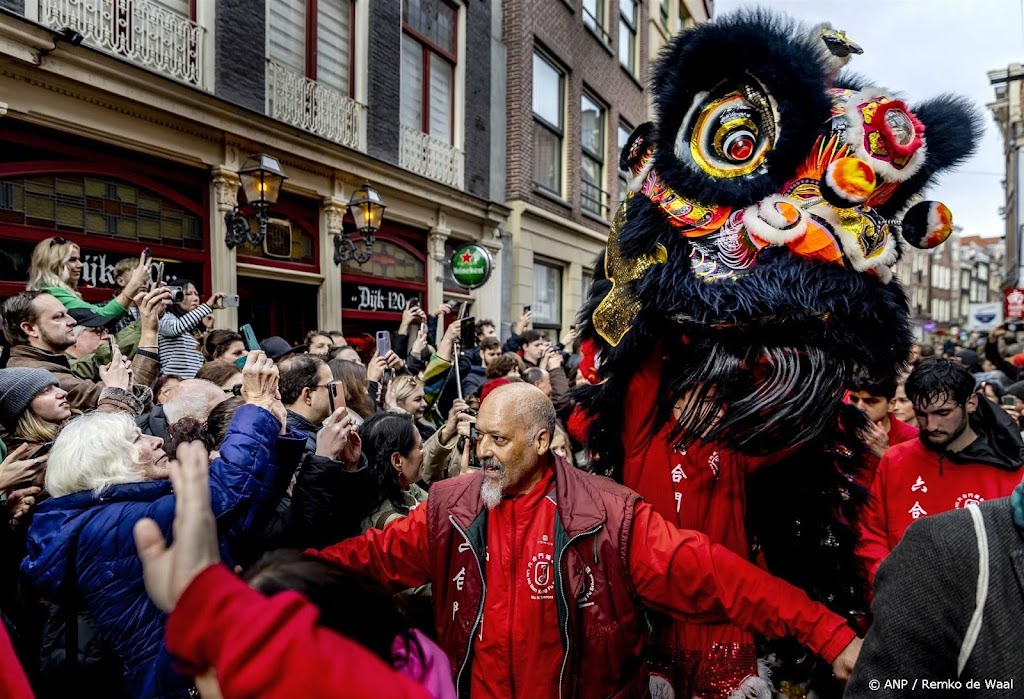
{"left": 0, "top": 368, "right": 59, "bottom": 430}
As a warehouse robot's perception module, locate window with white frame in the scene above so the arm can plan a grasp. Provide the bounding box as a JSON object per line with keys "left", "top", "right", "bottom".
{"left": 533, "top": 52, "right": 565, "bottom": 195}
{"left": 581, "top": 92, "right": 607, "bottom": 218}
{"left": 401, "top": 0, "right": 458, "bottom": 144}
{"left": 583, "top": 0, "right": 610, "bottom": 43}
{"left": 617, "top": 122, "right": 632, "bottom": 205}
{"left": 618, "top": 0, "right": 637, "bottom": 74}
{"left": 268, "top": 0, "right": 353, "bottom": 96}
{"left": 533, "top": 261, "right": 563, "bottom": 336}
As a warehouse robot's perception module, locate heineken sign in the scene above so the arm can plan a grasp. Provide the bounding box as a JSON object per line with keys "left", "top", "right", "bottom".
{"left": 450, "top": 243, "right": 492, "bottom": 290}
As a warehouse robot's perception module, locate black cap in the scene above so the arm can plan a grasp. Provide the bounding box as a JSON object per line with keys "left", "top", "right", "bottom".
{"left": 260, "top": 336, "right": 306, "bottom": 361}
{"left": 68, "top": 307, "right": 118, "bottom": 329}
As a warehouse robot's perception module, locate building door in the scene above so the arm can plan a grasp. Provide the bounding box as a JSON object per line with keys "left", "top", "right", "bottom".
{"left": 237, "top": 276, "right": 319, "bottom": 344}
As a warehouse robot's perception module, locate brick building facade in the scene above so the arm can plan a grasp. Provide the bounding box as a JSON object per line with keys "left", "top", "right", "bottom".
{"left": 501, "top": 0, "right": 708, "bottom": 339}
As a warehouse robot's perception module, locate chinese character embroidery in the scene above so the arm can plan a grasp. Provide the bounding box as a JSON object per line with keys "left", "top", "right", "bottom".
{"left": 671, "top": 464, "right": 687, "bottom": 483}
{"left": 708, "top": 451, "right": 720, "bottom": 478}
{"left": 452, "top": 567, "right": 466, "bottom": 591}
{"left": 911, "top": 476, "right": 928, "bottom": 493}
{"left": 908, "top": 501, "right": 927, "bottom": 519}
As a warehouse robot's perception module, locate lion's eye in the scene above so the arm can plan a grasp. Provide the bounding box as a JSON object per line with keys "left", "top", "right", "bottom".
{"left": 684, "top": 89, "right": 773, "bottom": 178}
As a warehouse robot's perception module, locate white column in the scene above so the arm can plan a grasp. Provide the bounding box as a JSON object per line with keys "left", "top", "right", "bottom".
{"left": 475, "top": 225, "right": 503, "bottom": 326}
{"left": 211, "top": 167, "right": 240, "bottom": 329}
{"left": 321, "top": 198, "right": 346, "bottom": 331}
{"left": 428, "top": 226, "right": 450, "bottom": 346}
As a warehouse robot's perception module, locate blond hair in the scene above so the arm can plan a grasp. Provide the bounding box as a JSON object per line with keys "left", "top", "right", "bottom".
{"left": 27, "top": 238, "right": 80, "bottom": 296}
{"left": 391, "top": 374, "right": 423, "bottom": 406}
{"left": 14, "top": 410, "right": 61, "bottom": 444}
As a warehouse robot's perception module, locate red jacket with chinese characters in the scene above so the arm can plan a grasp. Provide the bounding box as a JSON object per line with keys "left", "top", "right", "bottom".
{"left": 314, "top": 454, "right": 855, "bottom": 699}
{"left": 857, "top": 435, "right": 1023, "bottom": 586}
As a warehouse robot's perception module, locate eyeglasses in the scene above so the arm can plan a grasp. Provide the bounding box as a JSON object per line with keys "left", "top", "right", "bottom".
{"left": 224, "top": 384, "right": 243, "bottom": 396}
{"left": 49, "top": 237, "right": 68, "bottom": 247}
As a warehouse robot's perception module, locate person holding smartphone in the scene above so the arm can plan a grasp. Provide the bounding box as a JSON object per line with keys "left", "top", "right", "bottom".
{"left": 846, "top": 366, "right": 919, "bottom": 477}
{"left": 158, "top": 280, "right": 229, "bottom": 379}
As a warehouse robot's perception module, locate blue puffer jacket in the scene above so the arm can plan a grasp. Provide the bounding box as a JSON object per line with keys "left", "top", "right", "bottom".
{"left": 21, "top": 405, "right": 305, "bottom": 698}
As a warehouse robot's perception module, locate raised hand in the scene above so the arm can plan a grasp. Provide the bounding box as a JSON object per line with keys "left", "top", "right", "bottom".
{"left": 0, "top": 444, "right": 46, "bottom": 491}
{"left": 133, "top": 441, "right": 220, "bottom": 613}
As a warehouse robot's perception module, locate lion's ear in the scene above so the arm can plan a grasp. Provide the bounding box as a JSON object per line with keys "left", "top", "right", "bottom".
{"left": 620, "top": 122, "right": 656, "bottom": 173}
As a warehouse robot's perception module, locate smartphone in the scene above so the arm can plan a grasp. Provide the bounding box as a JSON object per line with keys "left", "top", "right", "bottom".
{"left": 240, "top": 323, "right": 260, "bottom": 352}
{"left": 1008, "top": 322, "right": 1021, "bottom": 333}
{"left": 328, "top": 382, "right": 339, "bottom": 413}
{"left": 35, "top": 441, "right": 54, "bottom": 456}
{"left": 406, "top": 297, "right": 420, "bottom": 309}
{"left": 376, "top": 330, "right": 391, "bottom": 357}
{"left": 143, "top": 247, "right": 152, "bottom": 262}
{"left": 460, "top": 316, "right": 477, "bottom": 349}
{"left": 150, "top": 261, "right": 164, "bottom": 291}
{"left": 1002, "top": 394, "right": 1017, "bottom": 407}
{"left": 223, "top": 294, "right": 240, "bottom": 308}
{"left": 524, "top": 305, "right": 532, "bottom": 314}
{"left": 106, "top": 335, "right": 117, "bottom": 356}
{"left": 445, "top": 300, "right": 458, "bottom": 310}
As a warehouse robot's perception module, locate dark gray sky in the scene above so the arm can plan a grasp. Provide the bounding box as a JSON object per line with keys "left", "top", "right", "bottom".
{"left": 715, "top": 0, "right": 1022, "bottom": 239}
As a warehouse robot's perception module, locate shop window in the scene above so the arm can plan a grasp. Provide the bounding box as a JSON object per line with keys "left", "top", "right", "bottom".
{"left": 340, "top": 238, "right": 424, "bottom": 282}
{"left": 533, "top": 261, "right": 563, "bottom": 337}
{"left": 0, "top": 175, "right": 201, "bottom": 248}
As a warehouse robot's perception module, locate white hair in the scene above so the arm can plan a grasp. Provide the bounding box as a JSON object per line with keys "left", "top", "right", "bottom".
{"left": 46, "top": 412, "right": 144, "bottom": 497}
{"left": 163, "top": 379, "right": 226, "bottom": 424}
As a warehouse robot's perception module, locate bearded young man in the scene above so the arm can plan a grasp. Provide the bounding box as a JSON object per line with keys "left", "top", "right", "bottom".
{"left": 857, "top": 358, "right": 1024, "bottom": 586}
{"left": 312, "top": 383, "right": 861, "bottom": 698}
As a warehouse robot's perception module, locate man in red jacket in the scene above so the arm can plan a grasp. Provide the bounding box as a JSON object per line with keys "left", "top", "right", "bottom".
{"left": 847, "top": 366, "right": 919, "bottom": 480}
{"left": 314, "top": 383, "right": 861, "bottom": 698}
{"left": 858, "top": 358, "right": 1024, "bottom": 585}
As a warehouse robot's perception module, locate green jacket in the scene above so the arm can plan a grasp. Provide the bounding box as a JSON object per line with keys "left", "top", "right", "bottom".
{"left": 43, "top": 286, "right": 127, "bottom": 318}
{"left": 68, "top": 320, "right": 143, "bottom": 381}
{"left": 359, "top": 483, "right": 428, "bottom": 532}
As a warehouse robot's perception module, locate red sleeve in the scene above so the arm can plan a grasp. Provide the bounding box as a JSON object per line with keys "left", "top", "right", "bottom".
{"left": 627, "top": 501, "right": 856, "bottom": 663}
{"left": 311, "top": 504, "right": 432, "bottom": 590}
{"left": 621, "top": 344, "right": 664, "bottom": 458}
{"left": 0, "top": 619, "right": 32, "bottom": 698}
{"left": 856, "top": 456, "right": 892, "bottom": 588}
{"left": 166, "top": 564, "right": 429, "bottom": 699}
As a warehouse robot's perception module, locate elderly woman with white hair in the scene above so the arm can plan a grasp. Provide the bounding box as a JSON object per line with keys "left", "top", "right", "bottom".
{"left": 21, "top": 352, "right": 306, "bottom": 699}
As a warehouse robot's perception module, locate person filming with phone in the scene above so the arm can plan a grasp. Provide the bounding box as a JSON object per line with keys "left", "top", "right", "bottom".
{"left": 158, "top": 280, "right": 230, "bottom": 380}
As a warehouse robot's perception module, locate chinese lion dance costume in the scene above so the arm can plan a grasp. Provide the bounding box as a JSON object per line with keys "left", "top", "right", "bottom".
{"left": 571, "top": 10, "right": 982, "bottom": 699}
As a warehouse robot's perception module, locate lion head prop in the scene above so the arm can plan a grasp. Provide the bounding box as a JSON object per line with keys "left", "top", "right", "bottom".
{"left": 577, "top": 10, "right": 982, "bottom": 465}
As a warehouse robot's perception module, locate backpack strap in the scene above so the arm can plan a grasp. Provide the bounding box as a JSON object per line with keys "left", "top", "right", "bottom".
{"left": 958, "top": 504, "right": 989, "bottom": 677}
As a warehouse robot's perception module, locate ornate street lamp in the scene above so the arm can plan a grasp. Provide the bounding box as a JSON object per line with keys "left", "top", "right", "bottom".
{"left": 334, "top": 181, "right": 386, "bottom": 265}
{"left": 224, "top": 154, "right": 288, "bottom": 248}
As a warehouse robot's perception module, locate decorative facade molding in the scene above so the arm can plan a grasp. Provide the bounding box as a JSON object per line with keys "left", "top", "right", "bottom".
{"left": 323, "top": 198, "right": 347, "bottom": 237}
{"left": 212, "top": 168, "right": 240, "bottom": 212}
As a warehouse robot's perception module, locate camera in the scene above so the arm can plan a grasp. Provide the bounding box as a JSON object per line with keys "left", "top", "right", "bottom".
{"left": 223, "top": 294, "right": 240, "bottom": 308}
{"left": 166, "top": 286, "right": 185, "bottom": 303}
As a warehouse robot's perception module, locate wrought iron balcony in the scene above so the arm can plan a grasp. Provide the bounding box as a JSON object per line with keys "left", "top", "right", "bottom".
{"left": 267, "top": 60, "right": 366, "bottom": 151}
{"left": 399, "top": 125, "right": 464, "bottom": 190}
{"left": 39, "top": 0, "right": 205, "bottom": 88}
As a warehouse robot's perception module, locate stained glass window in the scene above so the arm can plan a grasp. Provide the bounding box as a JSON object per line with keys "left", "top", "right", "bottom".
{"left": 0, "top": 175, "right": 202, "bottom": 248}
{"left": 340, "top": 239, "right": 424, "bottom": 282}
